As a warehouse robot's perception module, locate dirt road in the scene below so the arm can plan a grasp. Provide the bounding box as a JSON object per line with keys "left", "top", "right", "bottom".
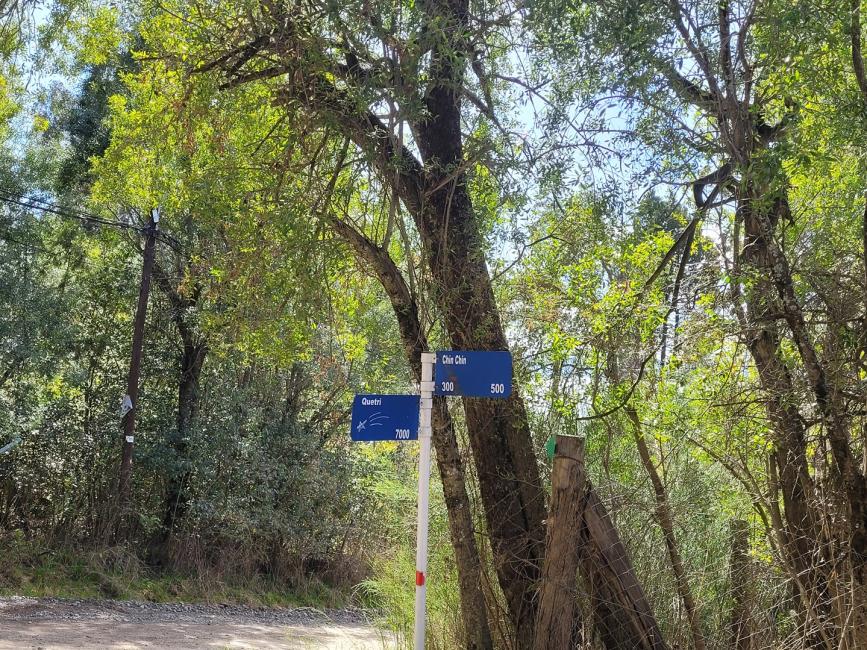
{"left": 0, "top": 596, "right": 396, "bottom": 649}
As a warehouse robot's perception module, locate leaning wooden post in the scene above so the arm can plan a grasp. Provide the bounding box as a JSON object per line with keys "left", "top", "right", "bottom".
{"left": 534, "top": 435, "right": 586, "bottom": 650}
{"left": 535, "top": 433, "right": 669, "bottom": 650}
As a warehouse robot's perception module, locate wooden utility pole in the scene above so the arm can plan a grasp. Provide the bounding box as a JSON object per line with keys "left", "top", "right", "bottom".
{"left": 117, "top": 209, "right": 158, "bottom": 520}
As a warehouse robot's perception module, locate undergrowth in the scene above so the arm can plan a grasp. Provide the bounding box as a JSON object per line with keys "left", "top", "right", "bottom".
{"left": 356, "top": 469, "right": 467, "bottom": 650}
{"left": 0, "top": 532, "right": 350, "bottom": 609}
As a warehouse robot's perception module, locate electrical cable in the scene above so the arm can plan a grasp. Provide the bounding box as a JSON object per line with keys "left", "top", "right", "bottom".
{"left": 0, "top": 188, "right": 145, "bottom": 231}
{"left": 0, "top": 189, "right": 183, "bottom": 252}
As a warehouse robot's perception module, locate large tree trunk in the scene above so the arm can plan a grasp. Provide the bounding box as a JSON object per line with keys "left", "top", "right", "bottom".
{"left": 325, "top": 4, "right": 550, "bottom": 636}
{"left": 736, "top": 190, "right": 837, "bottom": 641}
{"left": 152, "top": 264, "right": 207, "bottom": 545}
{"left": 162, "top": 338, "right": 206, "bottom": 535}
{"left": 427, "top": 194, "right": 547, "bottom": 646}
{"left": 251, "top": 29, "right": 546, "bottom": 650}
{"left": 394, "top": 2, "right": 550, "bottom": 642}
{"left": 414, "top": 99, "right": 547, "bottom": 647}
{"left": 432, "top": 233, "right": 546, "bottom": 645}
{"left": 331, "top": 219, "right": 493, "bottom": 649}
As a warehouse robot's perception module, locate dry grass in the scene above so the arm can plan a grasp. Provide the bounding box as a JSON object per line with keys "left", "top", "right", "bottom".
{"left": 0, "top": 531, "right": 353, "bottom": 608}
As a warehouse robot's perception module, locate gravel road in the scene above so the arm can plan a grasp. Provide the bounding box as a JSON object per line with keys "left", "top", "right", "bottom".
{"left": 0, "top": 596, "right": 396, "bottom": 649}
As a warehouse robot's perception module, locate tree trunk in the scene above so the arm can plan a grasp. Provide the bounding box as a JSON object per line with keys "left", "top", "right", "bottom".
{"left": 162, "top": 339, "right": 207, "bottom": 536}
{"left": 269, "top": 33, "right": 547, "bottom": 647}
{"left": 729, "top": 519, "right": 753, "bottom": 650}
{"left": 431, "top": 398, "right": 493, "bottom": 650}
{"left": 626, "top": 406, "right": 705, "bottom": 650}
{"left": 408, "top": 2, "right": 549, "bottom": 641}
{"left": 534, "top": 435, "right": 586, "bottom": 650}
{"left": 151, "top": 263, "right": 207, "bottom": 547}
{"left": 331, "top": 219, "right": 493, "bottom": 649}
{"left": 736, "top": 191, "right": 835, "bottom": 640}
{"left": 746, "top": 192, "right": 867, "bottom": 563}
{"left": 221, "top": 0, "right": 549, "bottom": 639}
{"left": 417, "top": 167, "right": 547, "bottom": 648}
{"left": 0, "top": 475, "right": 13, "bottom": 529}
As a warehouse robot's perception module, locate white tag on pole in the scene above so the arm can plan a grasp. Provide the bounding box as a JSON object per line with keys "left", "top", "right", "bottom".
{"left": 120, "top": 395, "right": 133, "bottom": 418}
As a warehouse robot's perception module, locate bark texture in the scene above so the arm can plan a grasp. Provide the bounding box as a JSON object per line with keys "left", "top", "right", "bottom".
{"left": 729, "top": 519, "right": 753, "bottom": 650}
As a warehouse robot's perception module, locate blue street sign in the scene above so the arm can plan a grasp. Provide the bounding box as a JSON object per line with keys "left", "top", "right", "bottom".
{"left": 434, "top": 350, "right": 512, "bottom": 398}
{"left": 350, "top": 394, "right": 420, "bottom": 441}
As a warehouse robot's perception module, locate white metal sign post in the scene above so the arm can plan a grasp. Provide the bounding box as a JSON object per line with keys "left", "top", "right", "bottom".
{"left": 349, "top": 350, "right": 511, "bottom": 649}
{"left": 414, "top": 352, "right": 435, "bottom": 650}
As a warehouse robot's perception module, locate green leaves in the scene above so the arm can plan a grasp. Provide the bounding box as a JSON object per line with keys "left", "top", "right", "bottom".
{"left": 72, "top": 6, "right": 122, "bottom": 67}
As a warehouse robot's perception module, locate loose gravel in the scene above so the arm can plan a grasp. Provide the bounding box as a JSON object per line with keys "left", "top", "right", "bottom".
{"left": 0, "top": 595, "right": 371, "bottom": 625}
{"left": 0, "top": 596, "right": 393, "bottom": 649}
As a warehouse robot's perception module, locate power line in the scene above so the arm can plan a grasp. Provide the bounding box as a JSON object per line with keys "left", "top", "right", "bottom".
{"left": 0, "top": 188, "right": 145, "bottom": 232}
{"left": 0, "top": 189, "right": 183, "bottom": 251}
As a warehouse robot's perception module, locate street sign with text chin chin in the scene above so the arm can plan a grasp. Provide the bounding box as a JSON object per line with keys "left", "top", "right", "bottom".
{"left": 433, "top": 350, "right": 512, "bottom": 398}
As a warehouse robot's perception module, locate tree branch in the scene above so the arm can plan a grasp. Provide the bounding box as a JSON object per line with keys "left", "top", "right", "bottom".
{"left": 668, "top": 0, "right": 724, "bottom": 103}
{"left": 219, "top": 66, "right": 288, "bottom": 90}
{"left": 718, "top": 0, "right": 737, "bottom": 106}
{"left": 656, "top": 61, "right": 719, "bottom": 112}
{"left": 271, "top": 73, "right": 427, "bottom": 231}
{"left": 196, "top": 34, "right": 272, "bottom": 75}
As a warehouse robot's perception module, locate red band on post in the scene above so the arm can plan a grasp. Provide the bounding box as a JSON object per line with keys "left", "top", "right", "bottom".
{"left": 416, "top": 571, "right": 425, "bottom": 586}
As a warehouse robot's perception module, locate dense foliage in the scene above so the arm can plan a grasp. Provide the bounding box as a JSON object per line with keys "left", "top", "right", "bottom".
{"left": 2, "top": 1, "right": 867, "bottom": 649}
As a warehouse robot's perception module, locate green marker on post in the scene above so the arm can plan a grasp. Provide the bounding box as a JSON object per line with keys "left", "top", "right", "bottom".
{"left": 545, "top": 435, "right": 556, "bottom": 462}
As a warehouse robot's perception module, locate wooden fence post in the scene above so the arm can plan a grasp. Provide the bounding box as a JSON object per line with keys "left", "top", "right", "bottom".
{"left": 534, "top": 434, "right": 669, "bottom": 650}
{"left": 534, "top": 435, "right": 586, "bottom": 650}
